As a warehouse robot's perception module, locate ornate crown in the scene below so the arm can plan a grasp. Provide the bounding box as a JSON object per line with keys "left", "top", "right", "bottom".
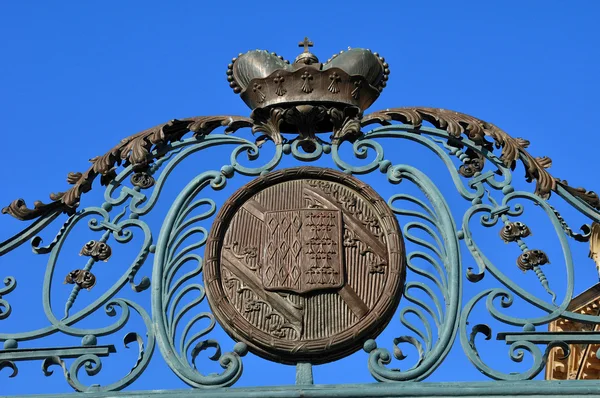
{"left": 227, "top": 38, "right": 389, "bottom": 112}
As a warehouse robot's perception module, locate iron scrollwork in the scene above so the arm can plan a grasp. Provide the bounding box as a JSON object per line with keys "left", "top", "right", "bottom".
{"left": 1, "top": 39, "right": 600, "bottom": 395}
{"left": 2, "top": 103, "right": 600, "bottom": 391}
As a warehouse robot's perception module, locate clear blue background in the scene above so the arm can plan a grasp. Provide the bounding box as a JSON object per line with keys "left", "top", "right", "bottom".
{"left": 1, "top": 1, "right": 599, "bottom": 395}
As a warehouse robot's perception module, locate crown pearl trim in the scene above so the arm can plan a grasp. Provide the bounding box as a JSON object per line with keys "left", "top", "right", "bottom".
{"left": 227, "top": 40, "right": 389, "bottom": 113}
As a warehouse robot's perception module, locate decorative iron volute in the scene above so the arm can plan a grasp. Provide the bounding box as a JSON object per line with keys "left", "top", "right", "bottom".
{"left": 227, "top": 38, "right": 389, "bottom": 115}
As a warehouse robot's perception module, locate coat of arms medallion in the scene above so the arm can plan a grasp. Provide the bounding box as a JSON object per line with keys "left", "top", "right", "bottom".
{"left": 204, "top": 167, "right": 406, "bottom": 363}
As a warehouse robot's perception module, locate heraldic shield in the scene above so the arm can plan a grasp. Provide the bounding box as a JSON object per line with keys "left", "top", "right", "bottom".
{"left": 263, "top": 208, "right": 344, "bottom": 294}
{"left": 204, "top": 167, "right": 406, "bottom": 364}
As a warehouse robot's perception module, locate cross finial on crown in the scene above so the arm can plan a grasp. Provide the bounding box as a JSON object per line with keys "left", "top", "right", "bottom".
{"left": 298, "top": 37, "right": 314, "bottom": 53}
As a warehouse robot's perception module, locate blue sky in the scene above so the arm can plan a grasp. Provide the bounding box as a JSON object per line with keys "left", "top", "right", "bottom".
{"left": 1, "top": 1, "right": 600, "bottom": 395}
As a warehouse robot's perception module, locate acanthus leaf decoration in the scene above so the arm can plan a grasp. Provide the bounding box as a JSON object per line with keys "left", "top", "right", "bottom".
{"left": 251, "top": 108, "right": 285, "bottom": 145}
{"left": 66, "top": 172, "right": 82, "bottom": 185}
{"left": 361, "top": 107, "right": 423, "bottom": 129}
{"left": 419, "top": 109, "right": 487, "bottom": 143}
{"left": 522, "top": 156, "right": 555, "bottom": 199}
{"left": 99, "top": 169, "right": 118, "bottom": 187}
{"left": 329, "top": 107, "right": 363, "bottom": 145}
{"left": 362, "top": 107, "right": 595, "bottom": 204}
{"left": 515, "top": 137, "right": 531, "bottom": 148}
{"left": 557, "top": 180, "right": 600, "bottom": 210}
{"left": 2, "top": 116, "right": 253, "bottom": 221}
{"left": 1, "top": 198, "right": 68, "bottom": 221}
{"left": 188, "top": 115, "right": 253, "bottom": 137}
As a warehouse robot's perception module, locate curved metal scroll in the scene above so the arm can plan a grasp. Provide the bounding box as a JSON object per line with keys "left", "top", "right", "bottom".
{"left": 1, "top": 106, "right": 600, "bottom": 393}
{"left": 152, "top": 171, "right": 246, "bottom": 387}
{"left": 364, "top": 163, "right": 461, "bottom": 381}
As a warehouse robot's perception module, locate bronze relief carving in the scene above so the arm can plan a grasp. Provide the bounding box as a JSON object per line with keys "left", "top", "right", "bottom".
{"left": 328, "top": 72, "right": 341, "bottom": 93}
{"left": 274, "top": 73, "right": 286, "bottom": 96}
{"left": 301, "top": 71, "right": 313, "bottom": 93}
{"left": 204, "top": 167, "right": 406, "bottom": 364}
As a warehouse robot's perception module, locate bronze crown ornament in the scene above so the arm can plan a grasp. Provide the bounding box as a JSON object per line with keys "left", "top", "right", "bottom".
{"left": 226, "top": 38, "right": 389, "bottom": 135}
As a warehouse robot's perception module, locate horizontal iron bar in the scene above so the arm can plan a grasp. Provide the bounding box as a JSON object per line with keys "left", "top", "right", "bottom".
{"left": 0, "top": 345, "right": 116, "bottom": 361}
{"left": 8, "top": 380, "right": 600, "bottom": 398}
{"left": 497, "top": 331, "right": 600, "bottom": 344}
{"left": 489, "top": 205, "right": 511, "bottom": 217}
{"left": 469, "top": 170, "right": 496, "bottom": 185}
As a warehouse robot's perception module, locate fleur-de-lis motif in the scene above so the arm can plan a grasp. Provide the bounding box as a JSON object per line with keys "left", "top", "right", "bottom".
{"left": 328, "top": 72, "right": 341, "bottom": 94}
{"left": 273, "top": 73, "right": 286, "bottom": 96}
{"left": 351, "top": 80, "right": 362, "bottom": 99}
{"left": 253, "top": 83, "right": 266, "bottom": 103}
{"left": 301, "top": 71, "right": 313, "bottom": 93}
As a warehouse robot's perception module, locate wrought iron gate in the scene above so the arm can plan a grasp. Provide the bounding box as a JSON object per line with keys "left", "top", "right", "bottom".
{"left": 1, "top": 40, "right": 600, "bottom": 397}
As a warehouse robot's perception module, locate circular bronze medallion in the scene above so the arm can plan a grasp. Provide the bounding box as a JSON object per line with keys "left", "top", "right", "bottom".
{"left": 204, "top": 167, "right": 405, "bottom": 364}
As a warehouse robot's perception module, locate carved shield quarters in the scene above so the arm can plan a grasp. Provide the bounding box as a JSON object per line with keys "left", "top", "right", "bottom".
{"left": 263, "top": 209, "right": 344, "bottom": 294}
{"left": 204, "top": 167, "right": 406, "bottom": 364}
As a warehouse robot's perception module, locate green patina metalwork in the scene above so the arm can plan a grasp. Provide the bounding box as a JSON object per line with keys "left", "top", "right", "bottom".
{"left": 1, "top": 117, "right": 600, "bottom": 396}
